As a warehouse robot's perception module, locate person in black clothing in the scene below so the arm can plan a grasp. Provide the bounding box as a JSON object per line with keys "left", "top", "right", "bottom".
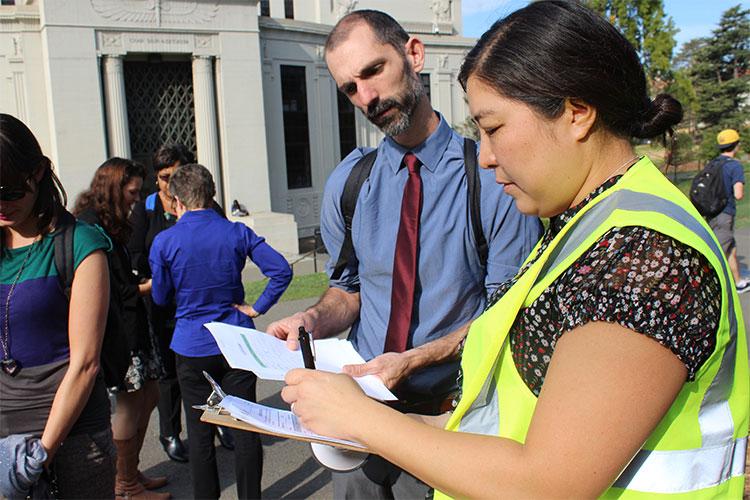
{"left": 75, "top": 157, "right": 168, "bottom": 499}
{"left": 127, "top": 144, "right": 234, "bottom": 462}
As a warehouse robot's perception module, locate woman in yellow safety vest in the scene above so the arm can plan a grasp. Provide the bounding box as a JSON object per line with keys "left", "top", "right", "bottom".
{"left": 282, "top": 1, "right": 749, "bottom": 498}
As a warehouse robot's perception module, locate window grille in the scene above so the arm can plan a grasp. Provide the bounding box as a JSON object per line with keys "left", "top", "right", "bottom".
{"left": 124, "top": 59, "right": 196, "bottom": 174}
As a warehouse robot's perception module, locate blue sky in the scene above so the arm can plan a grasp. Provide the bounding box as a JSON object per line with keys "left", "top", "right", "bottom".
{"left": 462, "top": 0, "right": 750, "bottom": 52}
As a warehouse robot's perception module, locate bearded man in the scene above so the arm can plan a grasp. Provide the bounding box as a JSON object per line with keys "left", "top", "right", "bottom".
{"left": 267, "top": 10, "right": 542, "bottom": 499}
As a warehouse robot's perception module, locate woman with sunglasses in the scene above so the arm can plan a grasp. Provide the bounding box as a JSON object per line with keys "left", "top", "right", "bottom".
{"left": 74, "top": 158, "right": 169, "bottom": 499}
{"left": 0, "top": 113, "right": 116, "bottom": 497}
{"left": 281, "top": 2, "right": 747, "bottom": 498}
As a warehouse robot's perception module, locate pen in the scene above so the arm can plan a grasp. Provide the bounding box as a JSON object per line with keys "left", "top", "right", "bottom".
{"left": 298, "top": 326, "right": 316, "bottom": 369}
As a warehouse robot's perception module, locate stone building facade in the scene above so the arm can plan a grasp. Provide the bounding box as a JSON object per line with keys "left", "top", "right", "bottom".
{"left": 0, "top": 0, "right": 474, "bottom": 253}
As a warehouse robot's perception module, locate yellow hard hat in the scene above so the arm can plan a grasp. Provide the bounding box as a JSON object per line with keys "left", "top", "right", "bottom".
{"left": 717, "top": 128, "right": 740, "bottom": 148}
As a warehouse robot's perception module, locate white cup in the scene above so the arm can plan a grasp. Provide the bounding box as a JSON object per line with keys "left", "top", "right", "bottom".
{"left": 310, "top": 442, "right": 369, "bottom": 471}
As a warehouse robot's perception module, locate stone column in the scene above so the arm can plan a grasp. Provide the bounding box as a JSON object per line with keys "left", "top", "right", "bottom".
{"left": 192, "top": 55, "right": 223, "bottom": 206}
{"left": 102, "top": 55, "right": 132, "bottom": 159}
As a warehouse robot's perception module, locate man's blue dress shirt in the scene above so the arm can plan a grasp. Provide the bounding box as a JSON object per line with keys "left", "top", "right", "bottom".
{"left": 321, "top": 113, "right": 542, "bottom": 362}
{"left": 150, "top": 209, "right": 292, "bottom": 357}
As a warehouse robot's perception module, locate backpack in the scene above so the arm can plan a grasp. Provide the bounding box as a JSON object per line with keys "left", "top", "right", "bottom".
{"left": 331, "top": 138, "right": 487, "bottom": 280}
{"left": 689, "top": 156, "right": 730, "bottom": 218}
{"left": 54, "top": 209, "right": 130, "bottom": 388}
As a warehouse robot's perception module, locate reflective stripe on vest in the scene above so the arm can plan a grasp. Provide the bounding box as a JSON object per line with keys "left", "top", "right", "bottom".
{"left": 456, "top": 185, "right": 744, "bottom": 494}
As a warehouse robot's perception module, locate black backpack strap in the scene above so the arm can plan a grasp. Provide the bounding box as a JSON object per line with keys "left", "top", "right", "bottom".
{"left": 713, "top": 155, "right": 731, "bottom": 169}
{"left": 54, "top": 209, "right": 77, "bottom": 301}
{"left": 331, "top": 140, "right": 488, "bottom": 279}
{"left": 463, "top": 138, "right": 488, "bottom": 268}
{"left": 331, "top": 150, "right": 378, "bottom": 280}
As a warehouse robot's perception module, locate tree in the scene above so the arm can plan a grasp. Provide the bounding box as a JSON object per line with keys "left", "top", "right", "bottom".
{"left": 664, "top": 68, "right": 697, "bottom": 134}
{"left": 674, "top": 37, "right": 706, "bottom": 72}
{"left": 453, "top": 95, "right": 480, "bottom": 141}
{"left": 667, "top": 38, "right": 706, "bottom": 136}
{"left": 583, "top": 0, "right": 678, "bottom": 85}
{"left": 689, "top": 5, "right": 750, "bottom": 160}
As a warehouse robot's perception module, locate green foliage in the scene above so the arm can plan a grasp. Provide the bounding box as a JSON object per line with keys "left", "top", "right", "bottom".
{"left": 454, "top": 94, "right": 480, "bottom": 141}
{"left": 583, "top": 0, "right": 678, "bottom": 84}
{"left": 674, "top": 37, "right": 706, "bottom": 71}
{"left": 663, "top": 68, "right": 697, "bottom": 130}
{"left": 453, "top": 115, "right": 480, "bottom": 141}
{"left": 697, "top": 126, "right": 726, "bottom": 163}
{"left": 672, "top": 131, "right": 697, "bottom": 165}
{"left": 244, "top": 272, "right": 329, "bottom": 304}
{"left": 689, "top": 5, "right": 750, "bottom": 158}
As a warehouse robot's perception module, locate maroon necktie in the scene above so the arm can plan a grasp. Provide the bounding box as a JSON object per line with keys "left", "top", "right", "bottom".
{"left": 384, "top": 153, "right": 422, "bottom": 353}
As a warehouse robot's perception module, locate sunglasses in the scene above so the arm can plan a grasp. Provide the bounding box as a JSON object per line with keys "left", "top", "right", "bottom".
{"left": 0, "top": 174, "right": 34, "bottom": 202}
{"left": 0, "top": 187, "right": 28, "bottom": 202}
{"left": 158, "top": 173, "right": 172, "bottom": 182}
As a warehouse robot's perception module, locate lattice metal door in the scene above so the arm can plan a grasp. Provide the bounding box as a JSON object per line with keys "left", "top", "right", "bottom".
{"left": 124, "top": 60, "right": 196, "bottom": 177}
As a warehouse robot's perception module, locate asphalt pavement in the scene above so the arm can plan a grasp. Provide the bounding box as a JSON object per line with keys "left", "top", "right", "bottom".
{"left": 137, "top": 296, "right": 330, "bottom": 500}
{"left": 136, "top": 228, "right": 750, "bottom": 499}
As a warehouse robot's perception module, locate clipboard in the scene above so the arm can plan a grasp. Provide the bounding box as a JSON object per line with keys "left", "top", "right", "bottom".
{"left": 195, "top": 370, "right": 371, "bottom": 454}
{"left": 199, "top": 408, "right": 371, "bottom": 453}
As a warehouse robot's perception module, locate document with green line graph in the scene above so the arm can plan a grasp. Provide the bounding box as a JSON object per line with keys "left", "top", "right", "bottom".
{"left": 204, "top": 322, "right": 396, "bottom": 401}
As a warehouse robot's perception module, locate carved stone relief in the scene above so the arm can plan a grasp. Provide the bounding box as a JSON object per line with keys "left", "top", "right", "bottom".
{"left": 296, "top": 198, "right": 313, "bottom": 218}
{"left": 101, "top": 32, "right": 122, "bottom": 49}
{"left": 195, "top": 34, "right": 212, "bottom": 49}
{"left": 12, "top": 35, "right": 23, "bottom": 58}
{"left": 333, "top": 0, "right": 357, "bottom": 19}
{"left": 90, "top": 0, "right": 218, "bottom": 26}
{"left": 430, "top": 0, "right": 452, "bottom": 22}
{"left": 97, "top": 31, "right": 217, "bottom": 55}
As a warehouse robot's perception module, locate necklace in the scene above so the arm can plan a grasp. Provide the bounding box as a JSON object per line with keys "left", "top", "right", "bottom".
{"left": 1, "top": 242, "right": 35, "bottom": 376}
{"left": 607, "top": 155, "right": 641, "bottom": 180}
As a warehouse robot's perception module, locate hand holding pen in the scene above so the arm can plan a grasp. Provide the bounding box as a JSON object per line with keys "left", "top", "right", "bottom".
{"left": 298, "top": 326, "right": 316, "bottom": 369}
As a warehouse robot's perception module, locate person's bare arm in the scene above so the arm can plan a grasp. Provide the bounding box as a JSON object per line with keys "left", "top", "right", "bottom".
{"left": 138, "top": 278, "right": 152, "bottom": 297}
{"left": 342, "top": 321, "right": 470, "bottom": 389}
{"left": 407, "top": 412, "right": 451, "bottom": 428}
{"left": 283, "top": 320, "right": 686, "bottom": 498}
{"left": 734, "top": 181, "right": 744, "bottom": 201}
{"left": 233, "top": 302, "right": 260, "bottom": 318}
{"left": 41, "top": 250, "right": 109, "bottom": 463}
{"left": 266, "top": 287, "right": 360, "bottom": 350}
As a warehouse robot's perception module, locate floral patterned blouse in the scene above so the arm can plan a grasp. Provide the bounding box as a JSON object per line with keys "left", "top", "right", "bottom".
{"left": 477, "top": 174, "right": 721, "bottom": 397}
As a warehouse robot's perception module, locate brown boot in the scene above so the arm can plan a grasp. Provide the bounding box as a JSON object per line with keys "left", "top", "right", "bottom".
{"left": 135, "top": 426, "right": 168, "bottom": 490}
{"left": 114, "top": 437, "right": 172, "bottom": 500}
{"left": 136, "top": 471, "right": 168, "bottom": 491}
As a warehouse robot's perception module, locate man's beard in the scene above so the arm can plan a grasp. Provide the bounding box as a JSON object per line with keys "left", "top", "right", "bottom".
{"left": 365, "top": 68, "right": 424, "bottom": 137}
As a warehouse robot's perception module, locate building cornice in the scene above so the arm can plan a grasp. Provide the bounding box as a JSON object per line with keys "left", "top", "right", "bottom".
{"left": 258, "top": 16, "right": 474, "bottom": 49}
{"left": 0, "top": 4, "right": 40, "bottom": 32}
{"left": 258, "top": 16, "right": 332, "bottom": 37}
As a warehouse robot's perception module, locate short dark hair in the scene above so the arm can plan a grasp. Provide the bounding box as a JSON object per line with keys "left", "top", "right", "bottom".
{"left": 718, "top": 141, "right": 739, "bottom": 153}
{"left": 326, "top": 10, "right": 409, "bottom": 56}
{"left": 169, "top": 163, "right": 215, "bottom": 210}
{"left": 153, "top": 143, "right": 195, "bottom": 172}
{"left": 0, "top": 113, "right": 67, "bottom": 237}
{"left": 458, "top": 0, "right": 682, "bottom": 140}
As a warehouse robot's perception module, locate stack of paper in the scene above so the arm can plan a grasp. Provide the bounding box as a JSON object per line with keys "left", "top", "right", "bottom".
{"left": 204, "top": 322, "right": 397, "bottom": 401}
{"left": 217, "top": 395, "right": 368, "bottom": 451}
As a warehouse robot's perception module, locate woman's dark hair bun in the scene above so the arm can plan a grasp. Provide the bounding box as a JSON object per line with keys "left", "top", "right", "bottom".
{"left": 632, "top": 93, "right": 683, "bottom": 139}
{"left": 460, "top": 1, "right": 685, "bottom": 141}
